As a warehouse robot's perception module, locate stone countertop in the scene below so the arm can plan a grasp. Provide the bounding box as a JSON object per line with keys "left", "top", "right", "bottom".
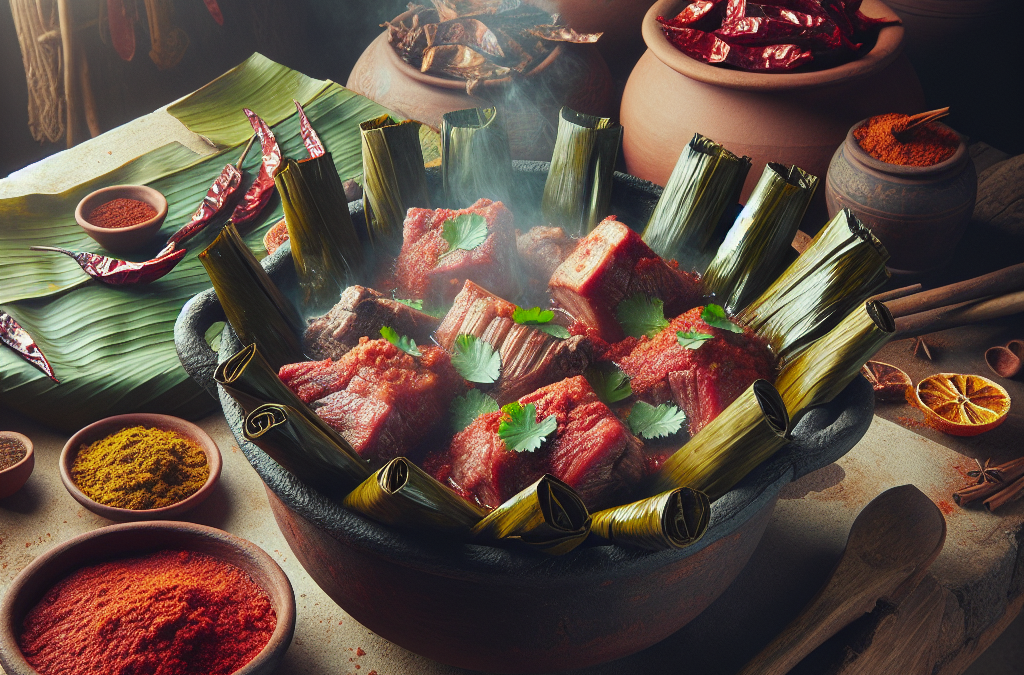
{"left": 1, "top": 104, "right": 1022, "bottom": 675}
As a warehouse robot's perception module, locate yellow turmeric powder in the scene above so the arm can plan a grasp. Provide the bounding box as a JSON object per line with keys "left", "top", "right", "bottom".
{"left": 71, "top": 426, "right": 209, "bottom": 510}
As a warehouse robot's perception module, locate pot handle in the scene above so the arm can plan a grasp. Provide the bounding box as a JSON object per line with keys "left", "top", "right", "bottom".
{"left": 174, "top": 287, "right": 226, "bottom": 398}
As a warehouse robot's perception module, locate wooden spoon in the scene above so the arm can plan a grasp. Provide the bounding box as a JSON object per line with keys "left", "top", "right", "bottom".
{"left": 737, "top": 485, "right": 946, "bottom": 675}
{"left": 892, "top": 106, "right": 950, "bottom": 141}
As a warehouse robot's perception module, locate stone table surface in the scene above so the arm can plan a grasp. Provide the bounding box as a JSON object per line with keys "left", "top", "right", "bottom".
{"left": 2, "top": 106, "right": 1023, "bottom": 675}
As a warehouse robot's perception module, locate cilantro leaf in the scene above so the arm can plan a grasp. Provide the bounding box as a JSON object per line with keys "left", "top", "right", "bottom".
{"left": 450, "top": 389, "right": 500, "bottom": 432}
{"left": 628, "top": 401, "right": 688, "bottom": 439}
{"left": 451, "top": 334, "right": 501, "bottom": 383}
{"left": 585, "top": 364, "right": 633, "bottom": 404}
{"left": 380, "top": 326, "right": 422, "bottom": 357}
{"left": 513, "top": 306, "right": 569, "bottom": 339}
{"left": 615, "top": 294, "right": 670, "bottom": 338}
{"left": 392, "top": 297, "right": 423, "bottom": 310}
{"left": 498, "top": 402, "right": 558, "bottom": 453}
{"left": 677, "top": 330, "right": 714, "bottom": 350}
{"left": 438, "top": 213, "right": 488, "bottom": 261}
{"left": 535, "top": 324, "right": 570, "bottom": 339}
{"left": 701, "top": 304, "right": 743, "bottom": 333}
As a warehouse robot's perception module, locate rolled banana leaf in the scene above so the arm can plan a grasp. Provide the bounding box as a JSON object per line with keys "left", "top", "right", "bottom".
{"left": 590, "top": 487, "right": 711, "bottom": 551}
{"left": 641, "top": 133, "right": 750, "bottom": 266}
{"left": 199, "top": 222, "right": 304, "bottom": 369}
{"left": 244, "top": 403, "right": 371, "bottom": 497}
{"left": 343, "top": 457, "right": 486, "bottom": 535}
{"left": 738, "top": 208, "right": 890, "bottom": 360}
{"left": 275, "top": 154, "right": 364, "bottom": 311}
{"left": 441, "top": 107, "right": 514, "bottom": 208}
{"left": 471, "top": 474, "right": 592, "bottom": 555}
{"left": 776, "top": 301, "right": 895, "bottom": 424}
{"left": 648, "top": 379, "right": 790, "bottom": 501}
{"left": 540, "top": 107, "right": 622, "bottom": 236}
{"left": 702, "top": 163, "right": 818, "bottom": 314}
{"left": 360, "top": 114, "right": 431, "bottom": 250}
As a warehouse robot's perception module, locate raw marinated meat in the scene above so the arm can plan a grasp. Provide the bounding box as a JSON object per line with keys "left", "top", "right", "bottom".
{"left": 434, "top": 280, "right": 516, "bottom": 350}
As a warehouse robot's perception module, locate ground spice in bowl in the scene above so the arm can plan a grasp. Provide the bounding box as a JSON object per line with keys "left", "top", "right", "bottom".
{"left": 0, "top": 436, "right": 27, "bottom": 471}
{"left": 17, "top": 550, "right": 277, "bottom": 675}
{"left": 854, "top": 113, "right": 960, "bottom": 167}
{"left": 70, "top": 426, "right": 209, "bottom": 509}
{"left": 86, "top": 197, "right": 157, "bottom": 229}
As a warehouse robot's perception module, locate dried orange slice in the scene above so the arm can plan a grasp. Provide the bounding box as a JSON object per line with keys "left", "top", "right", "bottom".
{"left": 861, "top": 361, "right": 912, "bottom": 402}
{"left": 912, "top": 373, "right": 1011, "bottom": 436}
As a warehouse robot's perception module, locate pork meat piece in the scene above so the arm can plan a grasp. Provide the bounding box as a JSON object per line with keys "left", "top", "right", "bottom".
{"left": 430, "top": 376, "right": 644, "bottom": 511}
{"left": 434, "top": 280, "right": 517, "bottom": 350}
{"left": 618, "top": 306, "right": 775, "bottom": 434}
{"left": 517, "top": 226, "right": 575, "bottom": 280}
{"left": 549, "top": 217, "right": 702, "bottom": 342}
{"left": 395, "top": 198, "right": 517, "bottom": 302}
{"left": 303, "top": 285, "right": 440, "bottom": 360}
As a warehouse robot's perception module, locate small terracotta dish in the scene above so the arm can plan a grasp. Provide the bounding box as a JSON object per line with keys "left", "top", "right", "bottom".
{"left": 986, "top": 342, "right": 1023, "bottom": 379}
{"left": 0, "top": 521, "right": 296, "bottom": 675}
{"left": 75, "top": 185, "right": 168, "bottom": 255}
{"left": 59, "top": 413, "right": 221, "bottom": 522}
{"left": 0, "top": 432, "right": 34, "bottom": 500}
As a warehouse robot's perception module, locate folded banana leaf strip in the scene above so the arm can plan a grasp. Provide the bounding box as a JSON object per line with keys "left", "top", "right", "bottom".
{"left": 471, "top": 474, "right": 592, "bottom": 555}
{"left": 343, "top": 457, "right": 487, "bottom": 535}
{"left": 590, "top": 487, "right": 711, "bottom": 550}
{"left": 441, "top": 107, "right": 514, "bottom": 208}
{"left": 702, "top": 163, "right": 818, "bottom": 313}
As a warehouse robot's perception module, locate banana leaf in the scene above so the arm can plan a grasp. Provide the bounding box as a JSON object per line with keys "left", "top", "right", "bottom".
{"left": 343, "top": 457, "right": 487, "bottom": 535}
{"left": 702, "top": 163, "right": 818, "bottom": 313}
{"left": 590, "top": 487, "right": 711, "bottom": 551}
{"left": 471, "top": 474, "right": 592, "bottom": 555}
{"left": 776, "top": 301, "right": 895, "bottom": 424}
{"left": 441, "top": 107, "right": 514, "bottom": 208}
{"left": 360, "top": 114, "right": 431, "bottom": 250}
{"left": 275, "top": 155, "right": 363, "bottom": 311}
{"left": 200, "top": 222, "right": 305, "bottom": 368}
{"left": 540, "top": 107, "right": 622, "bottom": 236}
{"left": 738, "top": 208, "right": 890, "bottom": 360}
{"left": 641, "top": 133, "right": 750, "bottom": 266}
{"left": 244, "top": 402, "right": 371, "bottom": 497}
{"left": 648, "top": 380, "right": 790, "bottom": 501}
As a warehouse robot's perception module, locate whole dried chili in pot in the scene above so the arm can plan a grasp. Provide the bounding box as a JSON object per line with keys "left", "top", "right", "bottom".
{"left": 854, "top": 112, "right": 960, "bottom": 167}
{"left": 17, "top": 549, "right": 277, "bottom": 675}
{"left": 85, "top": 197, "right": 157, "bottom": 228}
{"left": 29, "top": 245, "right": 187, "bottom": 285}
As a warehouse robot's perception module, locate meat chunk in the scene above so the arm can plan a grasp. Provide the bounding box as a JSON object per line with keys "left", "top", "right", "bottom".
{"left": 303, "top": 285, "right": 440, "bottom": 360}
{"left": 618, "top": 306, "right": 775, "bottom": 434}
{"left": 430, "top": 376, "right": 644, "bottom": 511}
{"left": 434, "top": 280, "right": 516, "bottom": 351}
{"left": 517, "top": 226, "right": 575, "bottom": 280}
{"left": 279, "top": 339, "right": 464, "bottom": 465}
{"left": 549, "top": 217, "right": 702, "bottom": 342}
{"left": 395, "top": 198, "right": 517, "bottom": 302}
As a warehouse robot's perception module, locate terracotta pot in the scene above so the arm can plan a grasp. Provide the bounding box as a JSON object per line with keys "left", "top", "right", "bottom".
{"left": 346, "top": 20, "right": 614, "bottom": 162}
{"left": 75, "top": 184, "right": 167, "bottom": 255}
{"left": 824, "top": 119, "right": 975, "bottom": 276}
{"left": 0, "top": 431, "right": 33, "bottom": 500}
{"left": 620, "top": 0, "right": 926, "bottom": 226}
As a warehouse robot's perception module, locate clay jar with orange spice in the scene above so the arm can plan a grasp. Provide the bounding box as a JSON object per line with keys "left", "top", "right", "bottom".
{"left": 825, "top": 116, "right": 977, "bottom": 276}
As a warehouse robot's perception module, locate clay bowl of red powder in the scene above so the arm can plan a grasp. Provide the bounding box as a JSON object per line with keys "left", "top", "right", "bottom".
{"left": 0, "top": 521, "right": 296, "bottom": 675}
{"left": 75, "top": 184, "right": 168, "bottom": 255}
{"left": 58, "top": 413, "right": 222, "bottom": 522}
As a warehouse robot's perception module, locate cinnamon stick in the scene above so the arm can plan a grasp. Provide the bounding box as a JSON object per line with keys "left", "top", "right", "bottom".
{"left": 870, "top": 283, "right": 922, "bottom": 304}
{"left": 893, "top": 290, "right": 1024, "bottom": 339}
{"left": 985, "top": 473, "right": 1024, "bottom": 512}
{"left": 953, "top": 457, "right": 1024, "bottom": 507}
{"left": 886, "top": 263, "right": 1024, "bottom": 318}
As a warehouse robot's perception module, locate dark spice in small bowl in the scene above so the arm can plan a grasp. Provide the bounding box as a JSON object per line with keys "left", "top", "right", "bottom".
{"left": 0, "top": 437, "right": 27, "bottom": 471}
{"left": 86, "top": 197, "right": 158, "bottom": 229}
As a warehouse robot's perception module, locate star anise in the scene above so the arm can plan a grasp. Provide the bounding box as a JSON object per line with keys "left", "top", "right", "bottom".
{"left": 912, "top": 336, "right": 932, "bottom": 360}
{"left": 967, "top": 458, "right": 1003, "bottom": 485}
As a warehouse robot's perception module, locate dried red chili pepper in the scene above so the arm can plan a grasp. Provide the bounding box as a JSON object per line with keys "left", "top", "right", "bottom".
{"left": 661, "top": 24, "right": 813, "bottom": 71}
{"left": 294, "top": 100, "right": 325, "bottom": 159}
{"left": 29, "top": 246, "right": 187, "bottom": 286}
{"left": 0, "top": 310, "right": 58, "bottom": 382}
{"left": 230, "top": 109, "right": 283, "bottom": 226}
{"left": 157, "top": 134, "right": 257, "bottom": 257}
{"left": 203, "top": 0, "right": 224, "bottom": 25}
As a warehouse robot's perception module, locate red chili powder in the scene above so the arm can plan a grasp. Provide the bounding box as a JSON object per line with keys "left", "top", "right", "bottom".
{"left": 18, "top": 550, "right": 276, "bottom": 675}
{"left": 87, "top": 197, "right": 157, "bottom": 229}
{"left": 854, "top": 113, "right": 960, "bottom": 167}
{"left": 936, "top": 500, "right": 956, "bottom": 516}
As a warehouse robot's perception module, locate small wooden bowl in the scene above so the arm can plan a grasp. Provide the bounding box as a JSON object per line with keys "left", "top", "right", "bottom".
{"left": 59, "top": 413, "right": 221, "bottom": 522}
{"left": 75, "top": 185, "right": 168, "bottom": 255}
{"left": 0, "top": 521, "right": 296, "bottom": 675}
{"left": 0, "top": 432, "right": 34, "bottom": 500}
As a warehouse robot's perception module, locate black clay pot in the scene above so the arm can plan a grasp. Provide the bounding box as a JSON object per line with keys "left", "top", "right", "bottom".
{"left": 174, "top": 161, "right": 874, "bottom": 674}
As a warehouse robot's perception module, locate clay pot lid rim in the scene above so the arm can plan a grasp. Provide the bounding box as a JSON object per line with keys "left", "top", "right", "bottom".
{"left": 842, "top": 116, "right": 969, "bottom": 176}
{"left": 0, "top": 520, "right": 295, "bottom": 675}
{"left": 58, "top": 413, "right": 222, "bottom": 519}
{"left": 0, "top": 431, "right": 33, "bottom": 475}
{"left": 642, "top": 0, "right": 905, "bottom": 92}
{"left": 380, "top": 10, "right": 565, "bottom": 91}
{"left": 75, "top": 184, "right": 169, "bottom": 235}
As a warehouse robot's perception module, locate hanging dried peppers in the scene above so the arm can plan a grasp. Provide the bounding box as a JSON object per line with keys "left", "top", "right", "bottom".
{"left": 658, "top": 0, "right": 900, "bottom": 72}
{"left": 0, "top": 310, "right": 58, "bottom": 382}
{"left": 230, "top": 109, "right": 283, "bottom": 226}
{"left": 30, "top": 246, "right": 187, "bottom": 285}
{"left": 294, "top": 100, "right": 325, "bottom": 159}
